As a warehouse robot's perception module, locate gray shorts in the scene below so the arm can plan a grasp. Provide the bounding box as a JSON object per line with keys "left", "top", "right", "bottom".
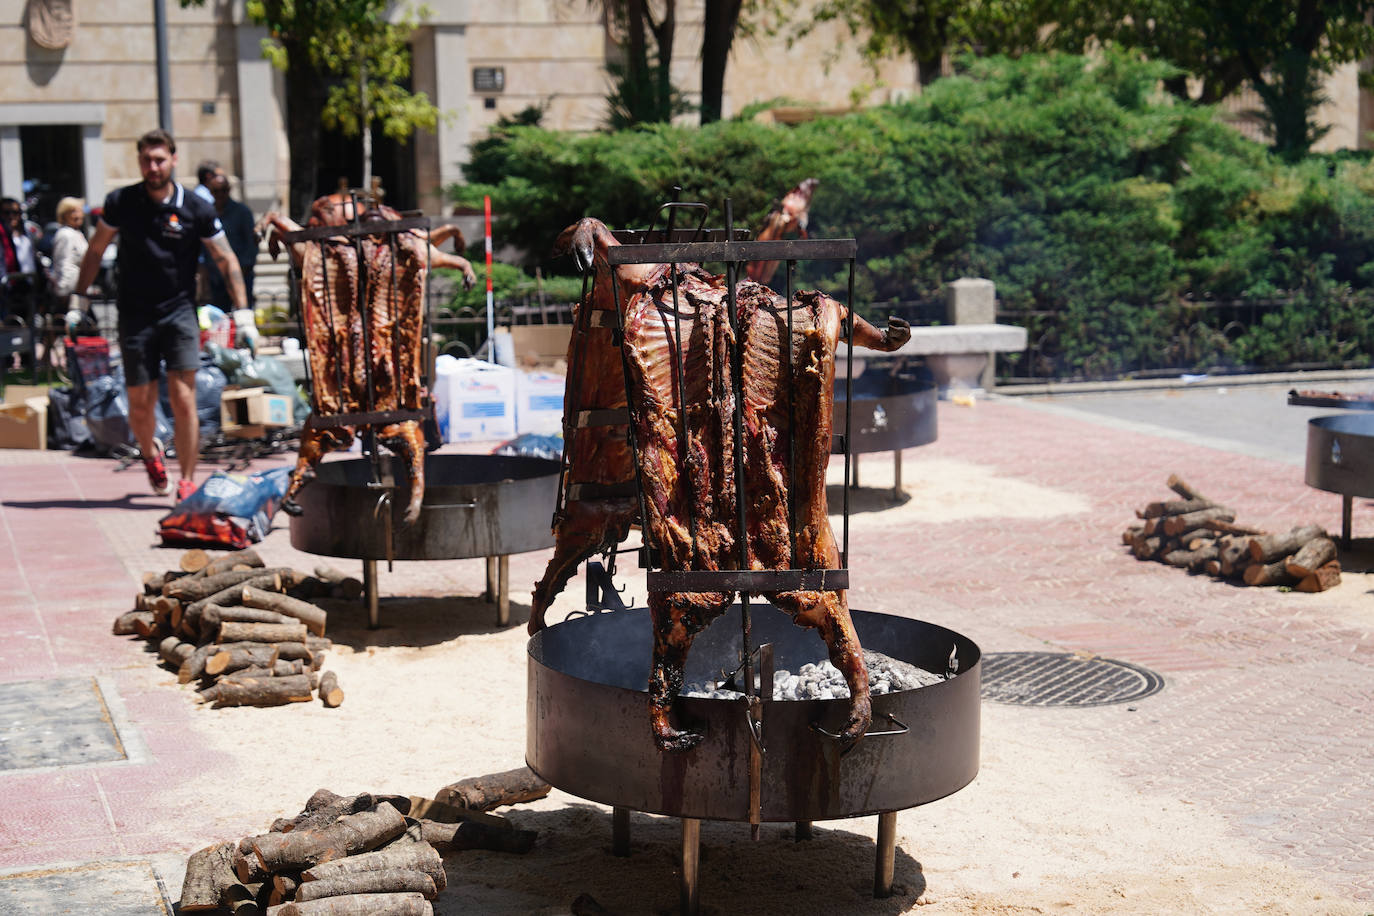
{"left": 118, "top": 305, "right": 200, "bottom": 387}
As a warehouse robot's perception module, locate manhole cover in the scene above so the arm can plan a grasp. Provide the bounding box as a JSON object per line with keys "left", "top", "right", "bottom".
{"left": 980, "top": 652, "right": 1163, "bottom": 707}
{"left": 0, "top": 677, "right": 127, "bottom": 770}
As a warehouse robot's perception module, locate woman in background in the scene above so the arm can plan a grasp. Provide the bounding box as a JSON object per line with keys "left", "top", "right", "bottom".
{"left": 49, "top": 196, "right": 88, "bottom": 314}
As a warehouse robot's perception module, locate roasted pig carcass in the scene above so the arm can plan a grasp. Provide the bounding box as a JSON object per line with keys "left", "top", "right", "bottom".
{"left": 532, "top": 217, "right": 910, "bottom": 753}
{"left": 257, "top": 195, "right": 476, "bottom": 525}
{"left": 746, "top": 178, "right": 818, "bottom": 286}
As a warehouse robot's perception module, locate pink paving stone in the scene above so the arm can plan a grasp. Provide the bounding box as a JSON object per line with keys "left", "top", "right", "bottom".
{"left": 0, "top": 836, "right": 125, "bottom": 869}
{"left": 1, "top": 794, "right": 115, "bottom": 844}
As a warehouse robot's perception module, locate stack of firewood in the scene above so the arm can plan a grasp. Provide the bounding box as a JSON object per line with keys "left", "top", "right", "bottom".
{"left": 1124, "top": 475, "right": 1341, "bottom": 591}
{"left": 112, "top": 548, "right": 359, "bottom": 708}
{"left": 180, "top": 768, "right": 548, "bottom": 914}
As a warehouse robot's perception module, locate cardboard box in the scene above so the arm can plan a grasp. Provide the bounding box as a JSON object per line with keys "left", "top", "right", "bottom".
{"left": 515, "top": 370, "right": 565, "bottom": 435}
{"left": 433, "top": 359, "right": 516, "bottom": 443}
{"left": 510, "top": 324, "right": 572, "bottom": 370}
{"left": 0, "top": 385, "right": 49, "bottom": 450}
{"left": 220, "top": 387, "right": 293, "bottom": 438}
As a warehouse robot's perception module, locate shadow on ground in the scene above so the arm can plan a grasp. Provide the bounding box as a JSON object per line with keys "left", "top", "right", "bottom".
{"left": 323, "top": 594, "right": 530, "bottom": 650}
{"left": 826, "top": 484, "right": 912, "bottom": 516}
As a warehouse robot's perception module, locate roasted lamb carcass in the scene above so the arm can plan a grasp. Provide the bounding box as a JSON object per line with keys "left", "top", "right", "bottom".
{"left": 257, "top": 196, "right": 476, "bottom": 525}
{"left": 533, "top": 217, "right": 910, "bottom": 753}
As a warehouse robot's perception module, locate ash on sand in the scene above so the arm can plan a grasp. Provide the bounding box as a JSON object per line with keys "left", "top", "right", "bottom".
{"left": 684, "top": 649, "right": 946, "bottom": 700}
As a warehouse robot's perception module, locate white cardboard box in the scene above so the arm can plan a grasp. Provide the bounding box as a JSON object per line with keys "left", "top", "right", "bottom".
{"left": 435, "top": 358, "right": 516, "bottom": 442}
{"left": 515, "top": 370, "right": 565, "bottom": 435}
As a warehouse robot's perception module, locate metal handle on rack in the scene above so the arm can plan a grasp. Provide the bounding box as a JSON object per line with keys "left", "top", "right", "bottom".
{"left": 810, "top": 712, "right": 909, "bottom": 741}
{"left": 422, "top": 501, "right": 477, "bottom": 509}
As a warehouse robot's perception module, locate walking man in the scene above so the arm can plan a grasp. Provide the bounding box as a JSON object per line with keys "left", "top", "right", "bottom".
{"left": 75, "top": 129, "right": 249, "bottom": 502}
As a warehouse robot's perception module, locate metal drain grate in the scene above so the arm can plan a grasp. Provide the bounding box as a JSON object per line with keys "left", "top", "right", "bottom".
{"left": 980, "top": 652, "right": 1164, "bottom": 708}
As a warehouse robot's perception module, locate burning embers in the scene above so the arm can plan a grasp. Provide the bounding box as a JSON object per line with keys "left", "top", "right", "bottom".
{"left": 531, "top": 215, "right": 911, "bottom": 754}
{"left": 257, "top": 193, "right": 476, "bottom": 526}
{"left": 685, "top": 649, "right": 948, "bottom": 700}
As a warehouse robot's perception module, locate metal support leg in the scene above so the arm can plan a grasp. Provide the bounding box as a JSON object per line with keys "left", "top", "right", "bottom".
{"left": 485, "top": 556, "right": 497, "bottom": 602}
{"left": 612, "top": 806, "right": 631, "bottom": 857}
{"left": 794, "top": 821, "right": 813, "bottom": 841}
{"left": 680, "top": 817, "right": 700, "bottom": 916}
{"left": 851, "top": 454, "right": 860, "bottom": 488}
{"left": 1342, "top": 494, "right": 1353, "bottom": 548}
{"left": 873, "top": 810, "right": 897, "bottom": 898}
{"left": 363, "top": 559, "right": 380, "bottom": 629}
{"left": 497, "top": 555, "right": 510, "bottom": 626}
{"left": 893, "top": 448, "right": 903, "bottom": 501}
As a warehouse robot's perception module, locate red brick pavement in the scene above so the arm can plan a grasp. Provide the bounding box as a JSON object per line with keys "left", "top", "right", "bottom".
{"left": 0, "top": 397, "right": 1372, "bottom": 902}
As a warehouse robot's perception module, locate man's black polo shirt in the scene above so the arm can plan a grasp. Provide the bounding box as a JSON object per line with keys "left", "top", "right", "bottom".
{"left": 101, "top": 181, "right": 223, "bottom": 318}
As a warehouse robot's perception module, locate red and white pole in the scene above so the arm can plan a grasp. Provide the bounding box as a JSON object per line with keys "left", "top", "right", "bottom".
{"left": 484, "top": 195, "right": 495, "bottom": 362}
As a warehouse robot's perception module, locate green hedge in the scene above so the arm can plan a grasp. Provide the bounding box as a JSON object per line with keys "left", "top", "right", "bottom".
{"left": 450, "top": 50, "right": 1374, "bottom": 378}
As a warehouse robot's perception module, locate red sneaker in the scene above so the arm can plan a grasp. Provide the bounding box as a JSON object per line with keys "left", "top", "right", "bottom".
{"left": 175, "top": 478, "right": 197, "bottom": 504}
{"left": 143, "top": 441, "right": 171, "bottom": 496}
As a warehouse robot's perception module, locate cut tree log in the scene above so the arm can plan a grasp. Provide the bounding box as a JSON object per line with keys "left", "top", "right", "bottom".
{"left": 267, "top": 892, "right": 432, "bottom": 916}
{"left": 1243, "top": 558, "right": 1296, "bottom": 587}
{"left": 435, "top": 766, "right": 551, "bottom": 811}
{"left": 134, "top": 613, "right": 166, "bottom": 639}
{"left": 269, "top": 873, "right": 301, "bottom": 907}
{"left": 179, "top": 840, "right": 238, "bottom": 911}
{"left": 1162, "top": 545, "right": 1219, "bottom": 570}
{"left": 209, "top": 674, "right": 314, "bottom": 708}
{"left": 145, "top": 569, "right": 190, "bottom": 594}
{"left": 1247, "top": 525, "right": 1327, "bottom": 564}
{"left": 248, "top": 803, "right": 408, "bottom": 876}
{"left": 1185, "top": 531, "right": 1221, "bottom": 550}
{"left": 204, "top": 605, "right": 295, "bottom": 631}
{"left": 1122, "top": 525, "right": 1143, "bottom": 545}
{"left": 179, "top": 549, "right": 211, "bottom": 573}
{"left": 206, "top": 646, "right": 280, "bottom": 677}
{"left": 1200, "top": 518, "right": 1267, "bottom": 537}
{"left": 240, "top": 587, "right": 328, "bottom": 637}
{"left": 271, "top": 792, "right": 396, "bottom": 834}
{"left": 318, "top": 671, "right": 344, "bottom": 708}
{"left": 299, "top": 834, "right": 444, "bottom": 891}
{"left": 294, "top": 868, "right": 437, "bottom": 902}
{"left": 1138, "top": 497, "right": 1217, "bottom": 519}
{"left": 1284, "top": 537, "right": 1338, "bottom": 579}
{"left": 158, "top": 636, "right": 194, "bottom": 668}
{"left": 416, "top": 817, "right": 536, "bottom": 854}
{"left": 1131, "top": 536, "right": 1164, "bottom": 560}
{"left": 1217, "top": 537, "right": 1250, "bottom": 577}
{"left": 200, "top": 549, "right": 265, "bottom": 579}
{"left": 1162, "top": 507, "right": 1236, "bottom": 537}
{"left": 218, "top": 621, "right": 310, "bottom": 645}
{"left": 1166, "top": 474, "right": 1204, "bottom": 501}
{"left": 314, "top": 565, "right": 364, "bottom": 600}
{"left": 234, "top": 660, "right": 308, "bottom": 679}
{"left": 1296, "top": 560, "right": 1342, "bottom": 593}
{"left": 113, "top": 611, "right": 153, "bottom": 636}
{"left": 168, "top": 567, "right": 288, "bottom": 603}
{"left": 189, "top": 571, "right": 286, "bottom": 639}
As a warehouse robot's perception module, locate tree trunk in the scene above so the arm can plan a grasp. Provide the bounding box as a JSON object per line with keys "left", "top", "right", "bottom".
{"left": 206, "top": 646, "right": 280, "bottom": 677}
{"left": 1138, "top": 497, "right": 1216, "bottom": 519}
{"left": 241, "top": 586, "right": 328, "bottom": 636}
{"left": 300, "top": 836, "right": 445, "bottom": 891}
{"left": 217, "top": 621, "right": 309, "bottom": 645}
{"left": 180, "top": 841, "right": 238, "bottom": 911}
{"left": 435, "top": 766, "right": 551, "bottom": 811}
{"left": 1162, "top": 506, "right": 1235, "bottom": 537}
{"left": 207, "top": 674, "right": 314, "bottom": 708}
{"left": 249, "top": 803, "right": 409, "bottom": 876}
{"left": 699, "top": 0, "right": 743, "bottom": 123}
{"left": 294, "top": 868, "right": 437, "bottom": 902}
{"left": 168, "top": 567, "right": 288, "bottom": 603}
{"left": 271, "top": 893, "right": 432, "bottom": 915}
{"left": 284, "top": 37, "right": 327, "bottom": 220}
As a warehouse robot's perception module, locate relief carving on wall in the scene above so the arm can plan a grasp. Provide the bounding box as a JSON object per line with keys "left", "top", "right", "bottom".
{"left": 27, "top": 0, "right": 76, "bottom": 51}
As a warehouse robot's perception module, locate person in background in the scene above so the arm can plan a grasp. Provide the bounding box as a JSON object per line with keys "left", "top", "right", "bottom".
{"left": 194, "top": 160, "right": 220, "bottom": 205}
{"left": 49, "top": 196, "right": 89, "bottom": 323}
{"left": 204, "top": 172, "right": 260, "bottom": 352}
{"left": 0, "top": 197, "right": 39, "bottom": 321}
{"left": 74, "top": 129, "right": 249, "bottom": 503}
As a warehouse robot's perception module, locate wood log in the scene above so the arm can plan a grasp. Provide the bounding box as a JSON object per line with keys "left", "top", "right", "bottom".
{"left": 1247, "top": 524, "right": 1327, "bottom": 564}
{"left": 248, "top": 802, "right": 408, "bottom": 877}
{"left": 271, "top": 792, "right": 412, "bottom": 835}
{"left": 113, "top": 610, "right": 152, "bottom": 636}
{"left": 180, "top": 643, "right": 221, "bottom": 684}
{"left": 1140, "top": 517, "right": 1166, "bottom": 537}
{"left": 241, "top": 587, "right": 328, "bottom": 637}
{"left": 180, "top": 841, "right": 238, "bottom": 911}
{"left": 134, "top": 613, "right": 166, "bottom": 639}
{"left": 234, "top": 838, "right": 267, "bottom": 884}
{"left": 207, "top": 646, "right": 280, "bottom": 677}
{"left": 1296, "top": 560, "right": 1342, "bottom": 593}
{"left": 416, "top": 817, "right": 536, "bottom": 854}
{"left": 1131, "top": 536, "right": 1164, "bottom": 560}
{"left": 201, "top": 549, "right": 265, "bottom": 579}
{"left": 158, "top": 636, "right": 194, "bottom": 668}
{"left": 300, "top": 835, "right": 444, "bottom": 891}
{"left": 1284, "top": 537, "right": 1338, "bottom": 579}
{"left": 1243, "top": 558, "right": 1297, "bottom": 587}
{"left": 1203, "top": 559, "right": 1223, "bottom": 577}
{"left": 1162, "top": 507, "right": 1236, "bottom": 537}
{"left": 1185, "top": 531, "right": 1221, "bottom": 550}
{"left": 212, "top": 674, "right": 314, "bottom": 708}
{"left": 294, "top": 868, "right": 437, "bottom": 902}
{"left": 314, "top": 565, "right": 364, "bottom": 600}
{"left": 190, "top": 572, "right": 286, "bottom": 639}
{"left": 168, "top": 567, "right": 287, "bottom": 602}
{"left": 435, "top": 766, "right": 551, "bottom": 812}
{"left": 145, "top": 569, "right": 190, "bottom": 594}
{"left": 207, "top": 605, "right": 295, "bottom": 629}
{"left": 219, "top": 621, "right": 310, "bottom": 645}
{"left": 1122, "top": 525, "right": 1143, "bottom": 545}
{"left": 318, "top": 671, "right": 344, "bottom": 708}
{"left": 1166, "top": 473, "right": 1204, "bottom": 501}
{"left": 180, "top": 548, "right": 211, "bottom": 573}
{"left": 268, "top": 892, "right": 432, "bottom": 916}
{"left": 1162, "top": 544, "right": 1219, "bottom": 570}
{"left": 269, "top": 873, "right": 301, "bottom": 906}
{"left": 1217, "top": 537, "right": 1250, "bottom": 577}
{"left": 1200, "top": 518, "right": 1267, "bottom": 537}
{"left": 1138, "top": 497, "right": 1216, "bottom": 519}
{"left": 235, "top": 660, "right": 308, "bottom": 680}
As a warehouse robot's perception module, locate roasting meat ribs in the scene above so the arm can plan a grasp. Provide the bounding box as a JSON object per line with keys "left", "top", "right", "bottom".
{"left": 532, "top": 217, "right": 910, "bottom": 753}
{"left": 257, "top": 193, "right": 477, "bottom": 525}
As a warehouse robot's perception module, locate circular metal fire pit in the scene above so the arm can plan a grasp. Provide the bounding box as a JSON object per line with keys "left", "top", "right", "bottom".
{"left": 290, "top": 453, "right": 559, "bottom": 625}
{"left": 1305, "top": 413, "right": 1374, "bottom": 545}
{"left": 527, "top": 602, "right": 980, "bottom": 910}
{"left": 832, "top": 368, "right": 938, "bottom": 499}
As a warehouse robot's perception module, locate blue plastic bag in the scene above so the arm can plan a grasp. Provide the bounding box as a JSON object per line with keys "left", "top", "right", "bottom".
{"left": 158, "top": 466, "right": 292, "bottom": 549}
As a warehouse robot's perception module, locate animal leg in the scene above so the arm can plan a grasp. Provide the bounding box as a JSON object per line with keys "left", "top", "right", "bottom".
{"left": 282, "top": 419, "right": 355, "bottom": 516}
{"left": 769, "top": 589, "right": 871, "bottom": 750}
{"left": 648, "top": 590, "right": 734, "bottom": 753}
{"left": 529, "top": 498, "right": 635, "bottom": 634}
{"left": 377, "top": 421, "right": 427, "bottom": 527}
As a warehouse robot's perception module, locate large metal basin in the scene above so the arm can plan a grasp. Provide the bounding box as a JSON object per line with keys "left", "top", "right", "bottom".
{"left": 289, "top": 453, "right": 559, "bottom": 561}
{"left": 527, "top": 603, "right": 980, "bottom": 823}
{"left": 1306, "top": 413, "right": 1374, "bottom": 499}
{"left": 832, "top": 369, "right": 938, "bottom": 455}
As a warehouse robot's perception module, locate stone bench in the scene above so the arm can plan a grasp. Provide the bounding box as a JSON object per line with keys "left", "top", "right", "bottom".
{"left": 840, "top": 323, "right": 1028, "bottom": 395}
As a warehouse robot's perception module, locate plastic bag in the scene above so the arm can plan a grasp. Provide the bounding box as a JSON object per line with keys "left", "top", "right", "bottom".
{"left": 492, "top": 431, "right": 564, "bottom": 461}
{"left": 45, "top": 386, "right": 92, "bottom": 451}
{"left": 157, "top": 466, "right": 292, "bottom": 549}
{"left": 83, "top": 366, "right": 172, "bottom": 455}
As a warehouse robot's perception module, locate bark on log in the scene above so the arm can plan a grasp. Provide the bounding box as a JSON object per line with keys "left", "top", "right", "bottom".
{"left": 145, "top": 569, "right": 190, "bottom": 594}
{"left": 271, "top": 792, "right": 412, "bottom": 835}
{"left": 435, "top": 766, "right": 551, "bottom": 811}
{"left": 300, "top": 835, "right": 444, "bottom": 891}
{"left": 269, "top": 873, "right": 300, "bottom": 906}
{"left": 240, "top": 587, "right": 328, "bottom": 637}
{"left": 190, "top": 572, "right": 286, "bottom": 640}
{"left": 235, "top": 660, "right": 308, "bottom": 680}
{"left": 1284, "top": 537, "right": 1338, "bottom": 579}
{"left": 416, "top": 817, "right": 536, "bottom": 854}
{"left": 158, "top": 636, "right": 194, "bottom": 668}
{"left": 1162, "top": 507, "right": 1236, "bottom": 537}
{"left": 294, "top": 868, "right": 437, "bottom": 902}
{"left": 1186, "top": 531, "right": 1221, "bottom": 550}
{"left": 1296, "top": 561, "right": 1343, "bottom": 593}
{"left": 169, "top": 567, "right": 287, "bottom": 602}
{"left": 1131, "top": 536, "right": 1163, "bottom": 560}
{"left": 318, "top": 671, "right": 344, "bottom": 708}
{"left": 314, "top": 565, "right": 364, "bottom": 600}
{"left": 1162, "top": 545, "right": 1219, "bottom": 571}
{"left": 268, "top": 892, "right": 432, "bottom": 916}
{"left": 180, "top": 549, "right": 211, "bottom": 573}
{"left": 249, "top": 802, "right": 408, "bottom": 876}
{"left": 1243, "top": 558, "right": 1297, "bottom": 587}
{"left": 1166, "top": 474, "right": 1204, "bottom": 501}
{"left": 180, "top": 841, "right": 238, "bottom": 911}
{"left": 207, "top": 646, "right": 280, "bottom": 678}
{"left": 212, "top": 674, "right": 314, "bottom": 708}
{"left": 1217, "top": 537, "right": 1250, "bottom": 577}
{"left": 134, "top": 613, "right": 166, "bottom": 639}
{"left": 1247, "top": 525, "right": 1327, "bottom": 564}
{"left": 1139, "top": 497, "right": 1217, "bottom": 519}
{"left": 235, "top": 839, "right": 267, "bottom": 884}
{"left": 201, "top": 549, "right": 265, "bottom": 579}
{"left": 209, "top": 605, "right": 295, "bottom": 628}
{"left": 114, "top": 611, "right": 152, "bottom": 636}
{"left": 1200, "top": 518, "right": 1267, "bottom": 537}
{"left": 1122, "top": 525, "right": 1143, "bottom": 545}
{"left": 219, "top": 621, "right": 310, "bottom": 645}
